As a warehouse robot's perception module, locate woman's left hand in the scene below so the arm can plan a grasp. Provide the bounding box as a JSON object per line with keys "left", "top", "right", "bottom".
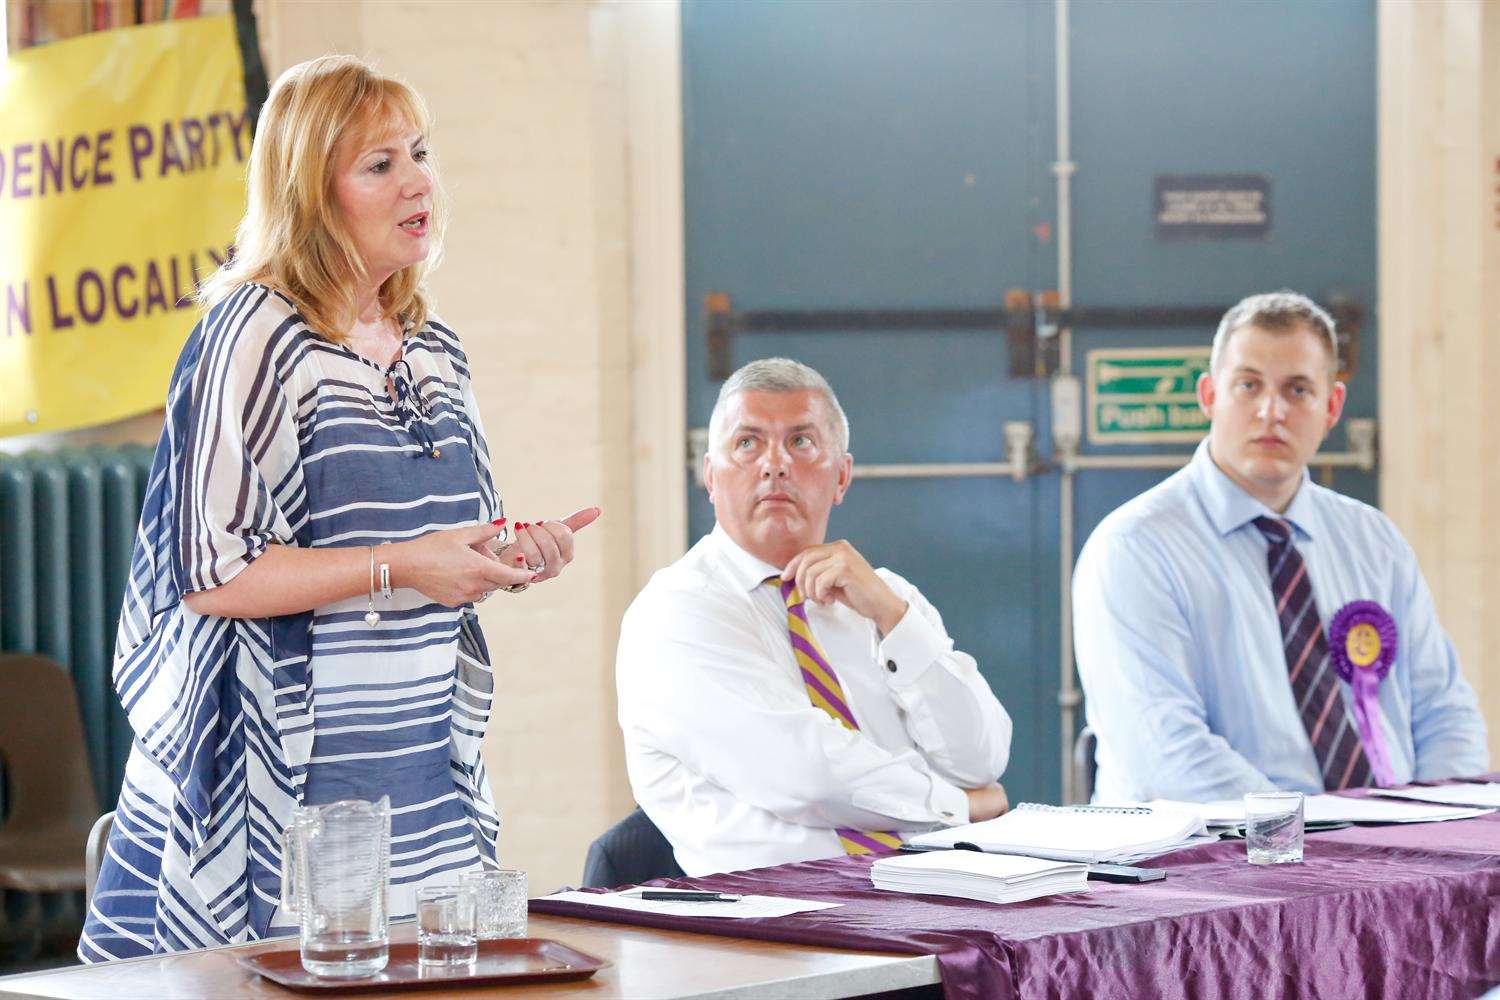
{"left": 493, "top": 507, "right": 601, "bottom": 582}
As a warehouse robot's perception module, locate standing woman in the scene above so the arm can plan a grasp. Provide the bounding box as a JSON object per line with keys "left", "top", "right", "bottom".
{"left": 79, "top": 56, "right": 596, "bottom": 961}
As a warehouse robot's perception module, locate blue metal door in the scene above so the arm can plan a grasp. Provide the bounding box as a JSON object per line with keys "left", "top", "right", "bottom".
{"left": 682, "top": 0, "right": 1376, "bottom": 806}
{"left": 1068, "top": 0, "right": 1377, "bottom": 529}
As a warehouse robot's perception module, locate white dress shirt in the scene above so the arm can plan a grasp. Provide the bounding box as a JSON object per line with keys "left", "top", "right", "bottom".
{"left": 1075, "top": 439, "right": 1488, "bottom": 804}
{"left": 617, "top": 525, "right": 1013, "bottom": 876}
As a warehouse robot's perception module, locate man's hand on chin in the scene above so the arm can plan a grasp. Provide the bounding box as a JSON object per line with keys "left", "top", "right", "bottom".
{"left": 782, "top": 540, "right": 909, "bottom": 636}
{"left": 963, "top": 782, "right": 1010, "bottom": 823}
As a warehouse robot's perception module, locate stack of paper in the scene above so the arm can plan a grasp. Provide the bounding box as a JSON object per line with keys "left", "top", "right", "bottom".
{"left": 1146, "top": 793, "right": 1493, "bottom": 828}
{"left": 906, "top": 802, "right": 1210, "bottom": 864}
{"left": 545, "top": 890, "right": 841, "bottom": 919}
{"left": 870, "top": 850, "right": 1089, "bottom": 905}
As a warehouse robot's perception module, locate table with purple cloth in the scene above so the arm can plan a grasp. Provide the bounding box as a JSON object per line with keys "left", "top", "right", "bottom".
{"left": 532, "top": 793, "right": 1500, "bottom": 1000}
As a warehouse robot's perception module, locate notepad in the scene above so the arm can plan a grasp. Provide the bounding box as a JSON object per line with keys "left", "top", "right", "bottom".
{"left": 905, "top": 802, "right": 1209, "bottom": 864}
{"left": 871, "top": 849, "right": 1090, "bottom": 905}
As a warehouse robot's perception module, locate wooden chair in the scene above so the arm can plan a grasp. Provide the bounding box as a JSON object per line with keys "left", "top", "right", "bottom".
{"left": 0, "top": 654, "right": 101, "bottom": 896}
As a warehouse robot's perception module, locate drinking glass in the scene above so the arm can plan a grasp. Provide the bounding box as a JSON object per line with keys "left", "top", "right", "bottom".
{"left": 462, "top": 868, "right": 528, "bottom": 939}
{"left": 416, "top": 884, "right": 478, "bottom": 968}
{"left": 1244, "top": 791, "right": 1305, "bottom": 865}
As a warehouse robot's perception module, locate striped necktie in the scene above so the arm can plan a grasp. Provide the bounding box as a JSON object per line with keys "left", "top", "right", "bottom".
{"left": 767, "top": 576, "right": 903, "bottom": 856}
{"left": 1251, "top": 516, "right": 1373, "bottom": 790}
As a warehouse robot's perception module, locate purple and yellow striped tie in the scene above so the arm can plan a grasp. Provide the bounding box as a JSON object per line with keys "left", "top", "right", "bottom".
{"left": 768, "top": 576, "right": 903, "bottom": 856}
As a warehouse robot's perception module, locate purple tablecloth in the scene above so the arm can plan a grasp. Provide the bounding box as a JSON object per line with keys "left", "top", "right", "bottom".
{"left": 532, "top": 796, "right": 1500, "bottom": 999}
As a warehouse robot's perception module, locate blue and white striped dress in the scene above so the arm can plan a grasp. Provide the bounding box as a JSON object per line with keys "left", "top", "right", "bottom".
{"left": 79, "top": 283, "right": 504, "bottom": 961}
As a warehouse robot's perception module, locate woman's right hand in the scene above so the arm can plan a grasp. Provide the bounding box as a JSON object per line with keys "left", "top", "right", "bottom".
{"left": 389, "top": 522, "right": 533, "bottom": 606}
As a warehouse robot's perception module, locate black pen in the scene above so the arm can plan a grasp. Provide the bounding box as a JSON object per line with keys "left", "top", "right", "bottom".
{"left": 637, "top": 890, "right": 743, "bottom": 902}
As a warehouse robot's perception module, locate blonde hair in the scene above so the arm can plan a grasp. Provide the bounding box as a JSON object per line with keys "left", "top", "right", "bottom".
{"left": 1211, "top": 290, "right": 1339, "bottom": 378}
{"left": 198, "top": 55, "right": 447, "bottom": 340}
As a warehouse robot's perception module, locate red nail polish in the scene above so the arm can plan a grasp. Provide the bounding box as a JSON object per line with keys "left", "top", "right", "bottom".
{"left": 519, "top": 522, "right": 528, "bottom": 529}
{"left": 530, "top": 574, "right": 539, "bottom": 582}
{"left": 492, "top": 518, "right": 507, "bottom": 526}
{"left": 515, "top": 555, "right": 526, "bottom": 564}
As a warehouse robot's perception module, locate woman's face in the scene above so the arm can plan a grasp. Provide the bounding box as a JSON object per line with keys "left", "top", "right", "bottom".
{"left": 332, "top": 119, "right": 433, "bottom": 289}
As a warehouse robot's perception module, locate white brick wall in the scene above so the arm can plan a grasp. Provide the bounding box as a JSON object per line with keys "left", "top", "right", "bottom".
{"left": 264, "top": 0, "right": 676, "bottom": 893}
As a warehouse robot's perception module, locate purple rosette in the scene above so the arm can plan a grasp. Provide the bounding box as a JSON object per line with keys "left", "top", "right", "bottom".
{"left": 1328, "top": 600, "right": 1398, "bottom": 787}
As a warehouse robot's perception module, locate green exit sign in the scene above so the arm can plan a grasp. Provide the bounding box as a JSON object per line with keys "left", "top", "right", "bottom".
{"left": 1086, "top": 347, "right": 1212, "bottom": 444}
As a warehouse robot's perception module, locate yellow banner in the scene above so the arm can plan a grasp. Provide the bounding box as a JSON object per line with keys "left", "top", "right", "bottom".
{"left": 0, "top": 16, "right": 249, "bottom": 437}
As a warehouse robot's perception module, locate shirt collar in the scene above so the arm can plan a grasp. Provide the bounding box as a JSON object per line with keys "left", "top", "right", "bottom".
{"left": 1188, "top": 437, "right": 1320, "bottom": 541}
{"left": 709, "top": 523, "right": 786, "bottom": 593}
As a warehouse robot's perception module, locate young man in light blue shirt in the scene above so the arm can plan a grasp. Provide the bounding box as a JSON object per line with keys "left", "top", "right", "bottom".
{"left": 1074, "top": 291, "right": 1488, "bottom": 803}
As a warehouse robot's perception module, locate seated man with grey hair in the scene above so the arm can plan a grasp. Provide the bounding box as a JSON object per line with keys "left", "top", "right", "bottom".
{"left": 617, "top": 358, "right": 1012, "bottom": 875}
{"left": 1075, "top": 290, "right": 1487, "bottom": 804}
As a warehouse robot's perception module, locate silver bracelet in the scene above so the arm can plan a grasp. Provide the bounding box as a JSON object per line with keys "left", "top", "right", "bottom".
{"left": 364, "top": 545, "right": 382, "bottom": 627}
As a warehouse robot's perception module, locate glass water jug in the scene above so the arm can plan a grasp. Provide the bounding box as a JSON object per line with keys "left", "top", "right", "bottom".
{"left": 280, "top": 796, "right": 391, "bottom": 978}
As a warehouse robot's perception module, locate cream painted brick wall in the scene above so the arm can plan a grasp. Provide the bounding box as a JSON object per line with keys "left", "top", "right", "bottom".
{"left": 264, "top": 0, "right": 640, "bottom": 893}
{"left": 1379, "top": 0, "right": 1500, "bottom": 764}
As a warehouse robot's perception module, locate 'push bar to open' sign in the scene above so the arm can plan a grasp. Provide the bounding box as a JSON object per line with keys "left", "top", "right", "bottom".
{"left": 1086, "top": 347, "right": 1212, "bottom": 445}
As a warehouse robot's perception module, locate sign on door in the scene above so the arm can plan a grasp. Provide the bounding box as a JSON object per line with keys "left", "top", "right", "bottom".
{"left": 1086, "top": 347, "right": 1211, "bottom": 445}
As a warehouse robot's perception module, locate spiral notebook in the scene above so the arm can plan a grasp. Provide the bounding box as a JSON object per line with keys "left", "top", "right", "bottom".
{"left": 906, "top": 802, "right": 1210, "bottom": 864}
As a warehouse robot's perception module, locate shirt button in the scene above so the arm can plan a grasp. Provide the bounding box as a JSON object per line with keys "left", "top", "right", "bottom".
{"left": 886, "top": 659, "right": 898, "bottom": 673}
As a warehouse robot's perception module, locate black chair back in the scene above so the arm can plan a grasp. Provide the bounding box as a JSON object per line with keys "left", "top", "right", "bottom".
{"left": 581, "top": 806, "right": 684, "bottom": 888}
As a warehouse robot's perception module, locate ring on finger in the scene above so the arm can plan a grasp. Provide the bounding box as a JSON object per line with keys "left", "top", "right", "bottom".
{"left": 527, "top": 559, "right": 547, "bottom": 575}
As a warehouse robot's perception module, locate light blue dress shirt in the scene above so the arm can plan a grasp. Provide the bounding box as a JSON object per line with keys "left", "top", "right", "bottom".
{"left": 1074, "top": 439, "right": 1488, "bottom": 803}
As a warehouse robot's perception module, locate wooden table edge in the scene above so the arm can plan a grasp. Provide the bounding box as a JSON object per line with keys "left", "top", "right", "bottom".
{"left": 0, "top": 913, "right": 943, "bottom": 999}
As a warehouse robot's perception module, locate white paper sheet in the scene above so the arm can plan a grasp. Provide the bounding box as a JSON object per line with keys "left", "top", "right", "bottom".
{"left": 1146, "top": 794, "right": 1493, "bottom": 827}
{"left": 545, "top": 890, "right": 842, "bottom": 919}
{"left": 1370, "top": 784, "right": 1500, "bottom": 809}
